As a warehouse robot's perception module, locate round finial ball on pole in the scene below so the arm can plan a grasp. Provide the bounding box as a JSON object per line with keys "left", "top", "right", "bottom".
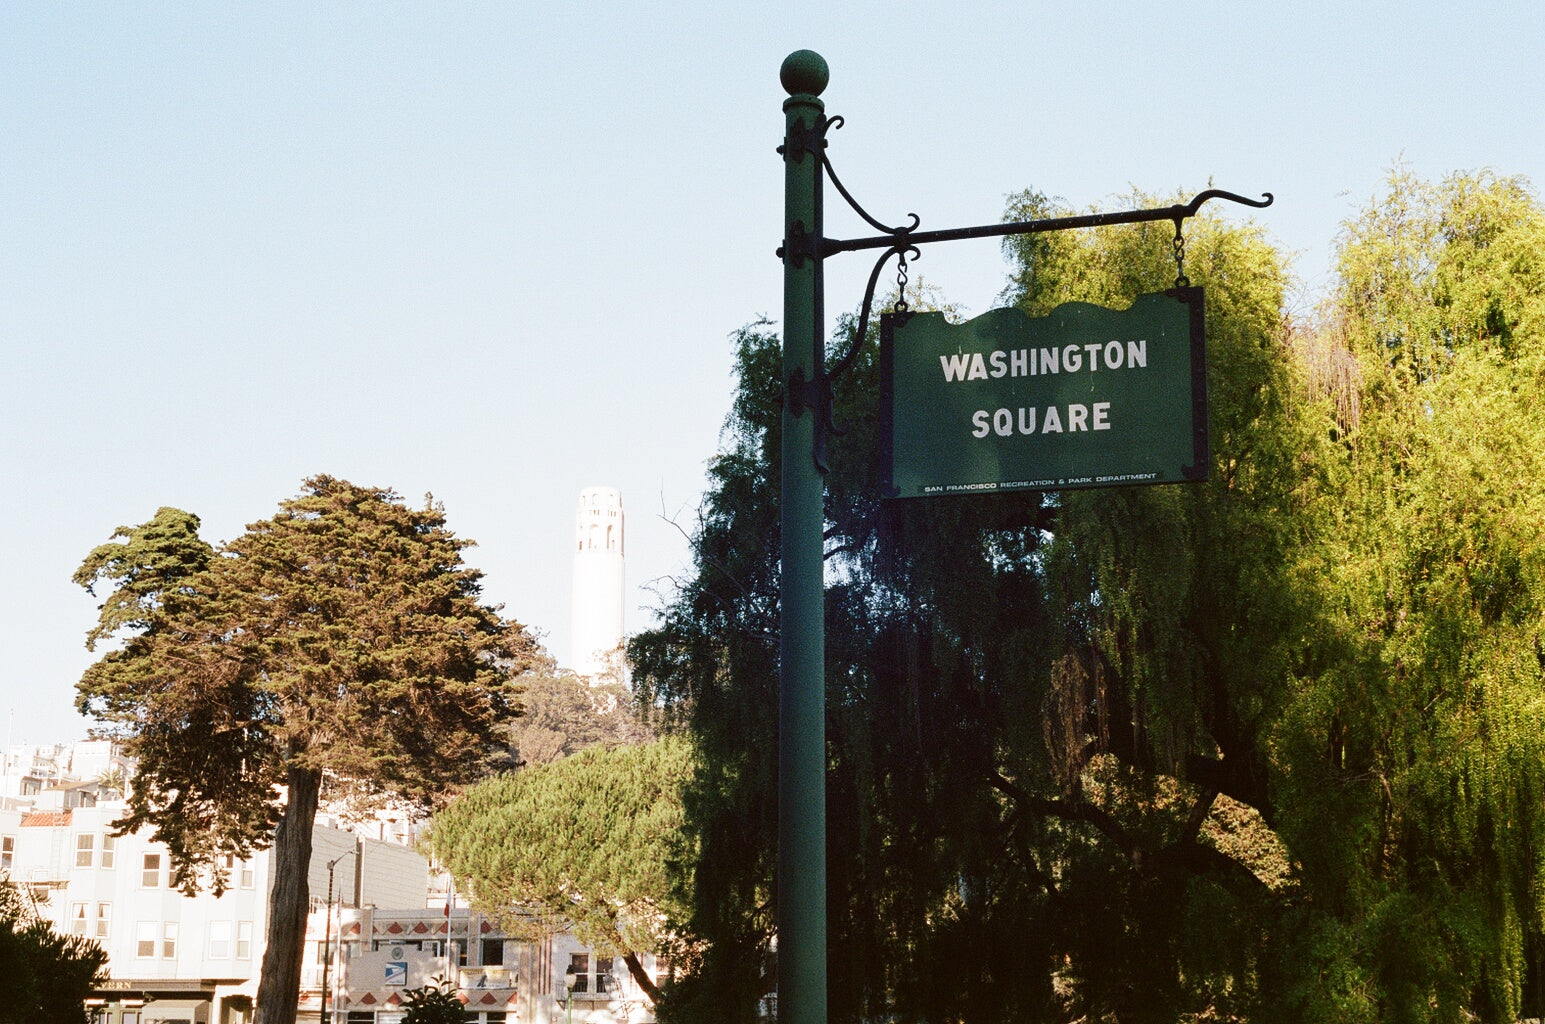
{"left": 780, "top": 50, "right": 828, "bottom": 97}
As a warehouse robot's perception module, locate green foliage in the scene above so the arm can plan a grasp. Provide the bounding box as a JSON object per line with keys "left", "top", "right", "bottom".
{"left": 429, "top": 736, "right": 692, "bottom": 1004}
{"left": 401, "top": 978, "right": 469, "bottom": 1024}
{"left": 627, "top": 321, "right": 785, "bottom": 1023}
{"left": 633, "top": 191, "right": 1316, "bottom": 1024}
{"left": 72, "top": 505, "right": 213, "bottom": 652}
{"left": 509, "top": 668, "right": 653, "bottom": 766}
{"left": 637, "top": 174, "right": 1545, "bottom": 1022}
{"left": 1270, "top": 168, "right": 1545, "bottom": 1023}
{"left": 74, "top": 475, "right": 540, "bottom": 1024}
{"left": 0, "top": 875, "right": 108, "bottom": 1024}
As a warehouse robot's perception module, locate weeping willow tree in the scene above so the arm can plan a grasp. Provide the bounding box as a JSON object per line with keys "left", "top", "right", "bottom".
{"left": 632, "top": 191, "right": 1320, "bottom": 1024}
{"left": 634, "top": 172, "right": 1545, "bottom": 1023}
{"left": 1268, "top": 168, "right": 1545, "bottom": 1023}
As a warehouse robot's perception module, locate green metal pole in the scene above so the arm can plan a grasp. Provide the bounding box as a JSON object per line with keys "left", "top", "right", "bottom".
{"left": 778, "top": 49, "right": 828, "bottom": 1024}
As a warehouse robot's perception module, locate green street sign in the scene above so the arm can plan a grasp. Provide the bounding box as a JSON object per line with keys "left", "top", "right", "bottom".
{"left": 880, "top": 287, "right": 1207, "bottom": 497}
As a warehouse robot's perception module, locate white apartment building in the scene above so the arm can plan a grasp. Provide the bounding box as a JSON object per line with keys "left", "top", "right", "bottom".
{"left": 5, "top": 798, "right": 272, "bottom": 1022}
{"left": 0, "top": 739, "right": 126, "bottom": 809}
{"left": 1, "top": 798, "right": 424, "bottom": 1024}
{"left": 2, "top": 793, "right": 665, "bottom": 1024}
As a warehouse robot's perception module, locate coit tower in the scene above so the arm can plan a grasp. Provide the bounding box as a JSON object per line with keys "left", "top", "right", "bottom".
{"left": 570, "top": 486, "right": 625, "bottom": 678}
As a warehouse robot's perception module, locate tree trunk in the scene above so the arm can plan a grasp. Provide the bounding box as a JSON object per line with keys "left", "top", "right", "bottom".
{"left": 621, "top": 948, "right": 663, "bottom": 1005}
{"left": 255, "top": 764, "right": 322, "bottom": 1024}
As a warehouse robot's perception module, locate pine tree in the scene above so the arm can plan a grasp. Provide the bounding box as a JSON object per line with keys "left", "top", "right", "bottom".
{"left": 76, "top": 476, "right": 539, "bottom": 1024}
{"left": 429, "top": 736, "right": 692, "bottom": 1006}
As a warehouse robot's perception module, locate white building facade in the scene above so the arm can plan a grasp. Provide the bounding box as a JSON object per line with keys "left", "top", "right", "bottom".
{"left": 4, "top": 800, "right": 276, "bottom": 1023}
{"left": 0, "top": 794, "right": 428, "bottom": 1024}
{"left": 314, "top": 904, "right": 663, "bottom": 1024}
{"left": 2, "top": 795, "right": 665, "bottom": 1024}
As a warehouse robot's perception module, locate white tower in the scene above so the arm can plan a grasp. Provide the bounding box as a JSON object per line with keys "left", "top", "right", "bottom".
{"left": 570, "top": 487, "right": 626, "bottom": 678}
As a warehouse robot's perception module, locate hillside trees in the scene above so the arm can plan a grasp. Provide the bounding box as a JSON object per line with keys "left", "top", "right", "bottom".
{"left": 74, "top": 476, "right": 538, "bottom": 1024}
{"left": 508, "top": 667, "right": 653, "bottom": 766}
{"left": 428, "top": 736, "right": 692, "bottom": 1005}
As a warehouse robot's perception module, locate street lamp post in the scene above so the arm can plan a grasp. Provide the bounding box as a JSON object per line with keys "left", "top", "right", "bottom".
{"left": 319, "top": 850, "right": 355, "bottom": 1024}
{"left": 563, "top": 964, "right": 578, "bottom": 1024}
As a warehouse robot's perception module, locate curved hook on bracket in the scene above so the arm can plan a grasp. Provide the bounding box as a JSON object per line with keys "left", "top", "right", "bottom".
{"left": 829, "top": 242, "right": 920, "bottom": 384}
{"left": 822, "top": 116, "right": 921, "bottom": 239}
{"left": 1182, "top": 190, "right": 1274, "bottom": 216}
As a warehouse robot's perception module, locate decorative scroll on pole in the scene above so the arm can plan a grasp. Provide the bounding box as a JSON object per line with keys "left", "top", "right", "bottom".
{"left": 775, "top": 49, "right": 1270, "bottom": 1024}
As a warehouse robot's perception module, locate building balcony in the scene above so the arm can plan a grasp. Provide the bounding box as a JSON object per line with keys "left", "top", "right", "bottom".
{"left": 459, "top": 965, "right": 515, "bottom": 991}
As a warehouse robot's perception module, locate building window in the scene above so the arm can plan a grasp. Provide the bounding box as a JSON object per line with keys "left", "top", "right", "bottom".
{"left": 210, "top": 920, "right": 231, "bottom": 958}
{"left": 136, "top": 921, "right": 156, "bottom": 958}
{"left": 596, "top": 955, "right": 615, "bottom": 994}
{"left": 221, "top": 851, "right": 257, "bottom": 888}
{"left": 1, "top": 835, "right": 12, "bottom": 871}
{"left": 162, "top": 921, "right": 178, "bottom": 959}
{"left": 142, "top": 852, "right": 162, "bottom": 888}
{"left": 70, "top": 902, "right": 89, "bottom": 935}
{"left": 346, "top": 1013, "right": 376, "bottom": 1023}
{"left": 101, "top": 834, "right": 116, "bottom": 869}
{"left": 96, "top": 902, "right": 111, "bottom": 939}
{"left": 568, "top": 953, "right": 589, "bottom": 993}
{"left": 75, "top": 833, "right": 95, "bottom": 868}
{"left": 481, "top": 938, "right": 504, "bottom": 966}
{"left": 237, "top": 920, "right": 253, "bottom": 959}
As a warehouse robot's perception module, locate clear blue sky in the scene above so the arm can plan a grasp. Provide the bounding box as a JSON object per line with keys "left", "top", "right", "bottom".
{"left": 3, "top": 3, "right": 1541, "bottom": 744}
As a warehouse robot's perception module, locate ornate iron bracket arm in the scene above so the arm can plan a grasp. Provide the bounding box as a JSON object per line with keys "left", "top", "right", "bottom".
{"left": 782, "top": 106, "right": 1273, "bottom": 476}
{"left": 818, "top": 240, "right": 918, "bottom": 464}
{"left": 817, "top": 116, "right": 926, "bottom": 385}
{"left": 824, "top": 188, "right": 1272, "bottom": 256}
{"left": 820, "top": 117, "right": 922, "bottom": 239}
{"left": 822, "top": 188, "right": 1273, "bottom": 387}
